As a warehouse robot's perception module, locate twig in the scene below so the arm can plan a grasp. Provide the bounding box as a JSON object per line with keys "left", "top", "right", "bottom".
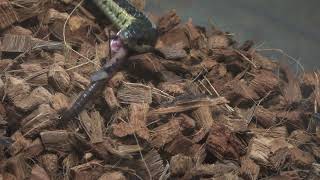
{"left": 314, "top": 72, "right": 319, "bottom": 113}
{"left": 133, "top": 132, "right": 152, "bottom": 180}
{"left": 247, "top": 91, "right": 272, "bottom": 124}
{"left": 234, "top": 49, "right": 257, "bottom": 68}
{"left": 62, "top": 0, "right": 97, "bottom": 70}
{"left": 124, "top": 82, "right": 175, "bottom": 100}
{"left": 203, "top": 76, "right": 234, "bottom": 112}
{"left": 256, "top": 48, "right": 304, "bottom": 73}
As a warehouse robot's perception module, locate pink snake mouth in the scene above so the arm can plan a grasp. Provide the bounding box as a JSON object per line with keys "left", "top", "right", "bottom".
{"left": 110, "top": 36, "right": 123, "bottom": 53}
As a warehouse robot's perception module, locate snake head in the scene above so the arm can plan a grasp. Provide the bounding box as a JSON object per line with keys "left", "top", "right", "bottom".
{"left": 116, "top": 20, "right": 158, "bottom": 53}
{"left": 110, "top": 34, "right": 124, "bottom": 53}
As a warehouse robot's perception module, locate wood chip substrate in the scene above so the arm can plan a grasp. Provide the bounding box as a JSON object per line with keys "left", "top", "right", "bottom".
{"left": 0, "top": 0, "right": 319, "bottom": 179}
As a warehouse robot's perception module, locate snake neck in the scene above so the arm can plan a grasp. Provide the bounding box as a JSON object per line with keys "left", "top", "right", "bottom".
{"left": 93, "top": 0, "right": 138, "bottom": 30}
{"left": 93, "top": 0, "right": 158, "bottom": 52}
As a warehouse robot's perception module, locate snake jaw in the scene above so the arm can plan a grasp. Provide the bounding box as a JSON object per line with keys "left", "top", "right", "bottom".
{"left": 110, "top": 35, "right": 124, "bottom": 52}
{"left": 94, "top": 0, "right": 158, "bottom": 53}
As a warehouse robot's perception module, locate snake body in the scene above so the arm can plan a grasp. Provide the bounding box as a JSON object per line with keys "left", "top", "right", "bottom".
{"left": 92, "top": 0, "right": 158, "bottom": 52}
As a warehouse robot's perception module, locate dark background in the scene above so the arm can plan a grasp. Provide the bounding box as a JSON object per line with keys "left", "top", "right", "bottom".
{"left": 145, "top": 0, "right": 319, "bottom": 70}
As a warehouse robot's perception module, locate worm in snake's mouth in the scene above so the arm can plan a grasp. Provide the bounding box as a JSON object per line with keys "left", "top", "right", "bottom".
{"left": 110, "top": 35, "right": 124, "bottom": 53}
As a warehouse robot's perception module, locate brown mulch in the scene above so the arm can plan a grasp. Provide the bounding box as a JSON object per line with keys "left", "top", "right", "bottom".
{"left": 0, "top": 0, "right": 319, "bottom": 180}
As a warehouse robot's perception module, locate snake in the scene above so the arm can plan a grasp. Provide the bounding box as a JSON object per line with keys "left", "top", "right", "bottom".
{"left": 92, "top": 0, "right": 158, "bottom": 53}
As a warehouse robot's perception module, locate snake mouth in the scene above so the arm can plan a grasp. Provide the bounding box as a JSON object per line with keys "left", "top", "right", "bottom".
{"left": 110, "top": 35, "right": 123, "bottom": 52}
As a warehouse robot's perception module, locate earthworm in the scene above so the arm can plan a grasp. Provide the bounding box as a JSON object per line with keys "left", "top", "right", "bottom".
{"left": 60, "top": 47, "right": 128, "bottom": 122}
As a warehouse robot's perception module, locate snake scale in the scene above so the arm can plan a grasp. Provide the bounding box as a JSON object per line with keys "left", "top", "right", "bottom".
{"left": 59, "top": 0, "right": 158, "bottom": 122}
